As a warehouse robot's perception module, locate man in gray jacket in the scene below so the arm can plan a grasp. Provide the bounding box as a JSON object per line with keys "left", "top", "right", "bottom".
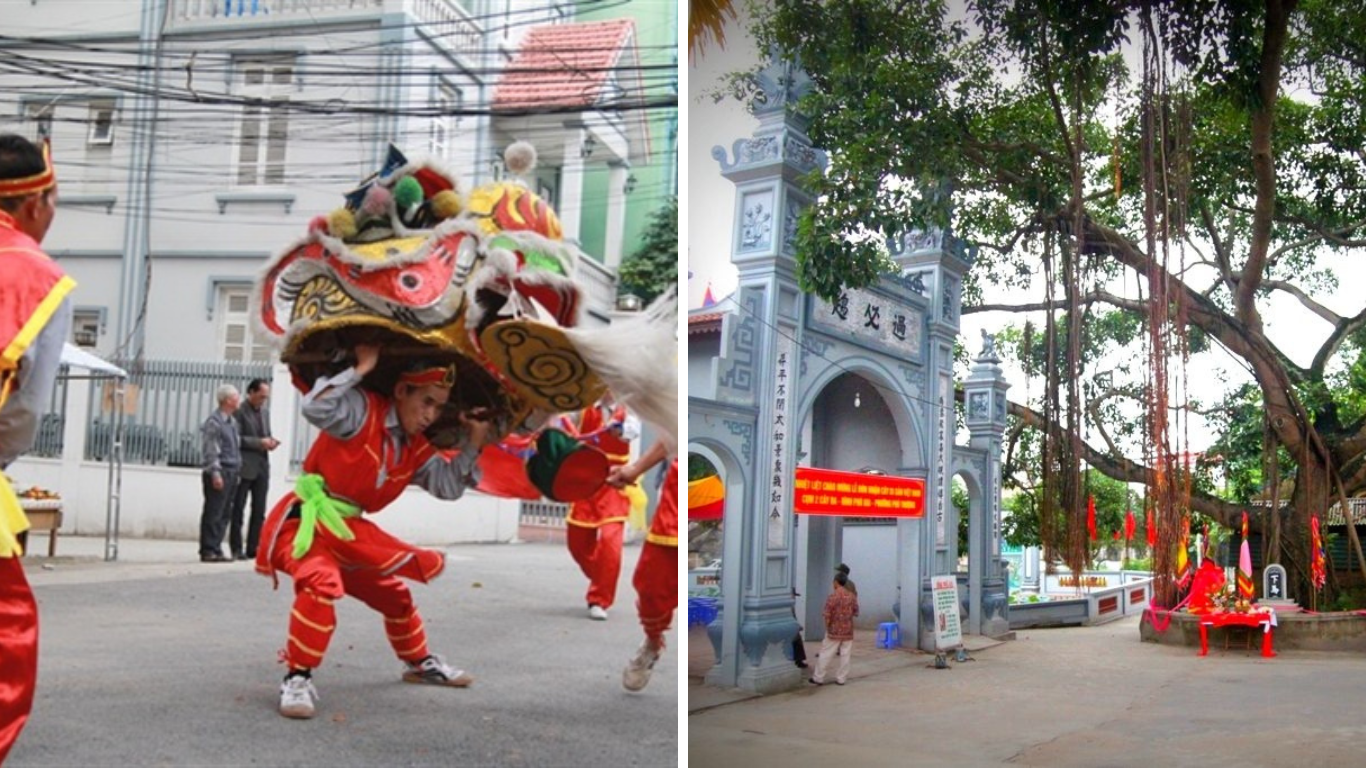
{"left": 230, "top": 378, "right": 279, "bottom": 559}
{"left": 199, "top": 384, "right": 241, "bottom": 562}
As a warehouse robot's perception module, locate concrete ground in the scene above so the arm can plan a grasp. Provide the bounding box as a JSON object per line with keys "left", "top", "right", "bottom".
{"left": 9, "top": 533, "right": 677, "bottom": 768}
{"left": 690, "top": 616, "right": 1366, "bottom": 767}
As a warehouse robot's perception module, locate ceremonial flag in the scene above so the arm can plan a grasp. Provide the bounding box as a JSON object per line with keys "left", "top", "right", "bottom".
{"left": 1124, "top": 509, "right": 1136, "bottom": 541}
{"left": 1145, "top": 509, "right": 1156, "bottom": 549}
{"left": 1311, "top": 514, "right": 1327, "bottom": 590}
{"left": 1237, "top": 511, "right": 1254, "bottom": 600}
{"left": 1176, "top": 516, "right": 1191, "bottom": 588}
{"left": 1087, "top": 495, "right": 1096, "bottom": 541}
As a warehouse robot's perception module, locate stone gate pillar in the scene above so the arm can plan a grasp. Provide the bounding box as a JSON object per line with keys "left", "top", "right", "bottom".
{"left": 964, "top": 333, "right": 1011, "bottom": 637}
{"left": 893, "top": 235, "right": 973, "bottom": 650}
{"left": 709, "top": 54, "right": 826, "bottom": 693}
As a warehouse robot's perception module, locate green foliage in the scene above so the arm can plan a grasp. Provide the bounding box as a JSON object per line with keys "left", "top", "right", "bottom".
{"left": 743, "top": 3, "right": 1366, "bottom": 585}
{"left": 688, "top": 453, "right": 718, "bottom": 482}
{"left": 953, "top": 478, "right": 970, "bottom": 554}
{"left": 616, "top": 197, "right": 677, "bottom": 303}
{"left": 1330, "top": 589, "right": 1366, "bottom": 612}
{"left": 1002, "top": 469, "right": 1138, "bottom": 550}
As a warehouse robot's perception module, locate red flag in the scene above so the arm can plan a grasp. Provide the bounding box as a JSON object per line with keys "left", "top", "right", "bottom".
{"left": 1124, "top": 509, "right": 1136, "bottom": 541}
{"left": 1237, "top": 512, "right": 1254, "bottom": 599}
{"left": 1087, "top": 495, "right": 1096, "bottom": 541}
{"left": 1145, "top": 509, "right": 1156, "bottom": 548}
{"left": 1311, "top": 515, "right": 1327, "bottom": 590}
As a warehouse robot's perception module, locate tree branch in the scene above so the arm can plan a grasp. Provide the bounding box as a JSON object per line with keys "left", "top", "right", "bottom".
{"left": 1008, "top": 398, "right": 1247, "bottom": 525}
{"left": 1236, "top": 0, "right": 1296, "bottom": 331}
{"left": 963, "top": 290, "right": 1145, "bottom": 315}
{"left": 1261, "top": 279, "right": 1341, "bottom": 325}
{"left": 1311, "top": 305, "right": 1366, "bottom": 379}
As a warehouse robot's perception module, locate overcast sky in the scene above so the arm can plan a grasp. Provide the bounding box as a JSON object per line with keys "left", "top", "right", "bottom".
{"left": 685, "top": 8, "right": 1366, "bottom": 457}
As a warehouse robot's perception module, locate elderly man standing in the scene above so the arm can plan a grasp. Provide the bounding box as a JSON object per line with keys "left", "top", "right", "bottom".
{"left": 0, "top": 133, "right": 75, "bottom": 764}
{"left": 199, "top": 384, "right": 241, "bottom": 562}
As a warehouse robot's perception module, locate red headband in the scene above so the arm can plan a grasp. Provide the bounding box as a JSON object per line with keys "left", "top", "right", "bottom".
{"left": 0, "top": 139, "right": 56, "bottom": 197}
{"left": 399, "top": 363, "right": 457, "bottom": 389}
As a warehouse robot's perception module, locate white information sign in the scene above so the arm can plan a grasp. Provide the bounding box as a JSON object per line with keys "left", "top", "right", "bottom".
{"left": 931, "top": 574, "right": 963, "bottom": 651}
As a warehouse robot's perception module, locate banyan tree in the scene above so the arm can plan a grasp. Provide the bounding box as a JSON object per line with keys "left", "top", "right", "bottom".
{"left": 748, "top": 0, "right": 1366, "bottom": 603}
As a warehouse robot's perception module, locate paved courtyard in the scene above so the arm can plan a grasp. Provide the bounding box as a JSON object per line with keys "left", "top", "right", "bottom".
{"left": 691, "top": 615, "right": 1364, "bottom": 767}
{"left": 9, "top": 534, "right": 677, "bottom": 767}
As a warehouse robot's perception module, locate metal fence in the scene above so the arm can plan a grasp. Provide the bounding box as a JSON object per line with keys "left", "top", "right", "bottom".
{"left": 76, "top": 359, "right": 274, "bottom": 467}
{"left": 519, "top": 499, "right": 570, "bottom": 528}
{"left": 28, "top": 373, "right": 68, "bottom": 459}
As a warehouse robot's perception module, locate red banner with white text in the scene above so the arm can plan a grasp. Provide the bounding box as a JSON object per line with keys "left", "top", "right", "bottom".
{"left": 793, "top": 468, "right": 926, "bottom": 518}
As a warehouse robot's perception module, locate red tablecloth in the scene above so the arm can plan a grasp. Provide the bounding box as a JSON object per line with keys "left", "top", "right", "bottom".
{"left": 1196, "top": 610, "right": 1276, "bottom": 658}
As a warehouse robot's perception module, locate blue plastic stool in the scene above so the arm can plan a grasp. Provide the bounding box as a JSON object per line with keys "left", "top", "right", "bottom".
{"left": 688, "top": 597, "right": 718, "bottom": 627}
{"left": 876, "top": 622, "right": 901, "bottom": 649}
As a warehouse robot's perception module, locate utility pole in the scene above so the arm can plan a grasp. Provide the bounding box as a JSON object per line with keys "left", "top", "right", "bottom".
{"left": 114, "top": 0, "right": 167, "bottom": 365}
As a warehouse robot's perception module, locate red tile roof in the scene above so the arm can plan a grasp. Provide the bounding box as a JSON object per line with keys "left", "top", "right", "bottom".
{"left": 689, "top": 312, "right": 724, "bottom": 335}
{"left": 493, "top": 19, "right": 636, "bottom": 111}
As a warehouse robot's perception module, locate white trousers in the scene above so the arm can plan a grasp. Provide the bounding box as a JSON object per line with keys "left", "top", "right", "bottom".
{"left": 811, "top": 636, "right": 852, "bottom": 684}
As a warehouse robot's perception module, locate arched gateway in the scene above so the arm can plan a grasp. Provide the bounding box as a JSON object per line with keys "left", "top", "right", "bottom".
{"left": 687, "top": 58, "right": 1010, "bottom": 692}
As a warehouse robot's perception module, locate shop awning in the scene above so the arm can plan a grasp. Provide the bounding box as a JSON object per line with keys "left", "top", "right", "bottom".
{"left": 688, "top": 475, "right": 724, "bottom": 521}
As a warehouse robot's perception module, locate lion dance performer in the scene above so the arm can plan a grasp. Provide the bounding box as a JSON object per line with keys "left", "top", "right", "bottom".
{"left": 253, "top": 141, "right": 675, "bottom": 717}
{"left": 562, "top": 397, "right": 639, "bottom": 621}
{"left": 257, "top": 345, "right": 493, "bottom": 719}
{"left": 0, "top": 134, "right": 74, "bottom": 760}
{"left": 608, "top": 442, "right": 677, "bottom": 691}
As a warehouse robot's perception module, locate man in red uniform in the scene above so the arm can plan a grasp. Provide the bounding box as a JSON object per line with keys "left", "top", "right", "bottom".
{"left": 0, "top": 134, "right": 74, "bottom": 762}
{"left": 607, "top": 441, "right": 676, "bottom": 691}
{"left": 256, "top": 343, "right": 493, "bottom": 720}
{"left": 562, "top": 398, "right": 638, "bottom": 620}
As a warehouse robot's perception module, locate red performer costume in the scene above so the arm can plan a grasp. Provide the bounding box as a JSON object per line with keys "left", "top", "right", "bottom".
{"left": 562, "top": 402, "right": 637, "bottom": 618}
{"left": 611, "top": 442, "right": 677, "bottom": 692}
{"left": 635, "top": 459, "right": 678, "bottom": 645}
{"left": 0, "top": 135, "right": 73, "bottom": 762}
{"left": 257, "top": 347, "right": 493, "bottom": 720}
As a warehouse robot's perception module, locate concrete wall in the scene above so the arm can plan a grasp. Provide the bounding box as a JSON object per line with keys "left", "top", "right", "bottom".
{"left": 687, "top": 333, "right": 720, "bottom": 400}
{"left": 842, "top": 523, "right": 899, "bottom": 629}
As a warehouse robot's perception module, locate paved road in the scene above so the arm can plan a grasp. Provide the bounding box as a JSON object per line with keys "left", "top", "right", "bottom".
{"left": 691, "top": 615, "right": 1364, "bottom": 768}
{"left": 9, "top": 536, "right": 677, "bottom": 767}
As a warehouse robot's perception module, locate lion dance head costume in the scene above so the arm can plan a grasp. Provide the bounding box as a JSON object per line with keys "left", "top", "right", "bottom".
{"left": 254, "top": 141, "right": 675, "bottom": 452}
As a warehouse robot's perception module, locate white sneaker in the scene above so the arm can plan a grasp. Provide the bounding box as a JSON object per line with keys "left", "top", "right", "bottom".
{"left": 588, "top": 605, "right": 609, "bottom": 621}
{"left": 402, "top": 654, "right": 474, "bottom": 687}
{"left": 279, "top": 674, "right": 318, "bottom": 720}
{"left": 622, "top": 641, "right": 661, "bottom": 692}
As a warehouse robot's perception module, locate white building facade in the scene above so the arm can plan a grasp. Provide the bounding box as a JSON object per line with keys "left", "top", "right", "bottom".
{"left": 2, "top": 0, "right": 656, "bottom": 545}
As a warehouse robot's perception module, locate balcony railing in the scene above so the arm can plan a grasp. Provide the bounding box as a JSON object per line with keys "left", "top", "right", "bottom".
{"left": 169, "top": 0, "right": 484, "bottom": 58}
{"left": 171, "top": 0, "right": 383, "bottom": 23}
{"left": 410, "top": 0, "right": 484, "bottom": 57}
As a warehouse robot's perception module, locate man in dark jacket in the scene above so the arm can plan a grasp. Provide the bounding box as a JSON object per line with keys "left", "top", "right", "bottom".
{"left": 231, "top": 378, "right": 279, "bottom": 559}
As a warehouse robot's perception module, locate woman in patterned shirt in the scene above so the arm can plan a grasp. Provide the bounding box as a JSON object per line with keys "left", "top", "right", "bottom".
{"left": 810, "top": 572, "right": 859, "bottom": 686}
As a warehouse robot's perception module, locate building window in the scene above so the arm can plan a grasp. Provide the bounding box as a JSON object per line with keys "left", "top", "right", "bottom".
{"left": 88, "top": 102, "right": 116, "bottom": 146}
{"left": 429, "top": 81, "right": 461, "bottom": 160}
{"left": 72, "top": 308, "right": 104, "bottom": 348}
{"left": 24, "top": 103, "right": 53, "bottom": 141}
{"left": 236, "top": 57, "right": 294, "bottom": 186}
{"left": 216, "top": 286, "right": 271, "bottom": 362}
